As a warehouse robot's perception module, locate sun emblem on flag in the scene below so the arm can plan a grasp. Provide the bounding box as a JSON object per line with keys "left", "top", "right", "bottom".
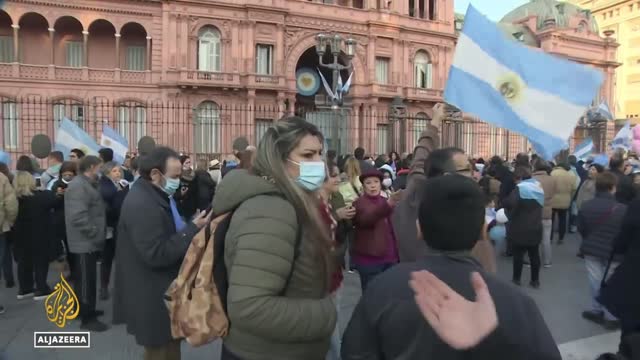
{"left": 496, "top": 72, "right": 524, "bottom": 104}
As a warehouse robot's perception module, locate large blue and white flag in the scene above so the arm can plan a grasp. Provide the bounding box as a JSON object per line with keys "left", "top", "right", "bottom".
{"left": 610, "top": 121, "right": 632, "bottom": 151}
{"left": 444, "top": 5, "right": 604, "bottom": 162}
{"left": 597, "top": 101, "right": 614, "bottom": 121}
{"left": 0, "top": 150, "right": 10, "bottom": 166}
{"left": 55, "top": 118, "right": 100, "bottom": 159}
{"left": 517, "top": 178, "right": 545, "bottom": 207}
{"left": 573, "top": 137, "right": 594, "bottom": 161}
{"left": 100, "top": 124, "right": 129, "bottom": 165}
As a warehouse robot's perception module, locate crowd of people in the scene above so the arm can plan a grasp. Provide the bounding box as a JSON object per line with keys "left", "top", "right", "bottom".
{"left": 0, "top": 103, "right": 638, "bottom": 360}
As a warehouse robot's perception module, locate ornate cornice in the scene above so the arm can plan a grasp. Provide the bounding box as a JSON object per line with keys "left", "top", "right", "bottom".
{"left": 8, "top": 0, "right": 155, "bottom": 17}
{"left": 285, "top": 15, "right": 368, "bottom": 33}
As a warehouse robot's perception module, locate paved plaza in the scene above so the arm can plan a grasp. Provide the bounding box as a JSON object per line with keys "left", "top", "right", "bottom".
{"left": 0, "top": 233, "right": 620, "bottom": 359}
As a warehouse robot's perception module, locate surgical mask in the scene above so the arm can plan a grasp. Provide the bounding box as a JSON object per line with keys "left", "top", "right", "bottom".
{"left": 163, "top": 176, "right": 181, "bottom": 196}
{"left": 382, "top": 178, "right": 392, "bottom": 188}
{"left": 289, "top": 160, "right": 325, "bottom": 192}
{"left": 61, "top": 177, "right": 73, "bottom": 184}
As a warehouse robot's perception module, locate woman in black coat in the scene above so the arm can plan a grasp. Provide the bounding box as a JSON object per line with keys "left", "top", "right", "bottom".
{"left": 98, "top": 161, "right": 129, "bottom": 300}
{"left": 599, "top": 196, "right": 640, "bottom": 358}
{"left": 503, "top": 167, "right": 543, "bottom": 289}
{"left": 11, "top": 171, "right": 61, "bottom": 300}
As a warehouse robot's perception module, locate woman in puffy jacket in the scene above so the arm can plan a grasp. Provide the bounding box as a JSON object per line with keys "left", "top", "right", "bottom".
{"left": 550, "top": 162, "right": 577, "bottom": 244}
{"left": 212, "top": 117, "right": 336, "bottom": 360}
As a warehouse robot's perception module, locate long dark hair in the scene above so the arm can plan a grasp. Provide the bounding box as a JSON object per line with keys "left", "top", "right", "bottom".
{"left": 16, "top": 155, "right": 35, "bottom": 173}
{"left": 253, "top": 116, "right": 332, "bottom": 285}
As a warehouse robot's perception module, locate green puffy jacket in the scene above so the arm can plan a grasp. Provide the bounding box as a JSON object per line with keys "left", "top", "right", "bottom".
{"left": 212, "top": 170, "right": 336, "bottom": 360}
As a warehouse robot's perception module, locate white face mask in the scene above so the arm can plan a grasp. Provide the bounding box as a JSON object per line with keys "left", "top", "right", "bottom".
{"left": 382, "top": 178, "right": 393, "bottom": 188}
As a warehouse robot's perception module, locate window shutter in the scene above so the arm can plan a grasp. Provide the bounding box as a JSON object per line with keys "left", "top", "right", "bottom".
{"left": 66, "top": 41, "right": 83, "bottom": 67}
{"left": 126, "top": 46, "right": 145, "bottom": 71}
{"left": 0, "top": 36, "right": 13, "bottom": 63}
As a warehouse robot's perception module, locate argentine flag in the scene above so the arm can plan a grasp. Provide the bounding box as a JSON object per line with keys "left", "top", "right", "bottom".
{"left": 597, "top": 101, "right": 614, "bottom": 121}
{"left": 445, "top": 5, "right": 604, "bottom": 162}
{"left": 55, "top": 118, "right": 100, "bottom": 159}
{"left": 610, "top": 122, "right": 631, "bottom": 151}
{"left": 573, "top": 137, "right": 594, "bottom": 161}
{"left": 101, "top": 124, "right": 129, "bottom": 165}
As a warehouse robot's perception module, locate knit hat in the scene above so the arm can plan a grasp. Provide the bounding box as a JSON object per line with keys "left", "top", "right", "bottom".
{"left": 379, "top": 164, "right": 396, "bottom": 180}
{"left": 359, "top": 169, "right": 383, "bottom": 184}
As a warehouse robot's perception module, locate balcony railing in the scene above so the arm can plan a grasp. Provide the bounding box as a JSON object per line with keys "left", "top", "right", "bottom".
{"left": 404, "top": 87, "right": 444, "bottom": 101}
{"left": 177, "top": 70, "right": 242, "bottom": 87}
{"left": 371, "top": 83, "right": 402, "bottom": 97}
{"left": 0, "top": 63, "right": 152, "bottom": 84}
{"left": 248, "top": 74, "right": 286, "bottom": 88}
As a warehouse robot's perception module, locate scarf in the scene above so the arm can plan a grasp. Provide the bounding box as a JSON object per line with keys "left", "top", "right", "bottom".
{"left": 517, "top": 178, "right": 545, "bottom": 207}
{"left": 169, "top": 196, "right": 187, "bottom": 232}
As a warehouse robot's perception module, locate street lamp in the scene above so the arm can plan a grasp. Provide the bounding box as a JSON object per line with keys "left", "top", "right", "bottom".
{"left": 316, "top": 33, "right": 356, "bottom": 109}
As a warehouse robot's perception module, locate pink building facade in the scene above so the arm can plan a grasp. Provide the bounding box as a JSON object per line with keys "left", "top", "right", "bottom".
{"left": 0, "top": 0, "right": 619, "bottom": 161}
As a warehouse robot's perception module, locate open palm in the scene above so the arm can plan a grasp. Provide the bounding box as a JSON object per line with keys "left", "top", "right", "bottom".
{"left": 409, "top": 271, "right": 498, "bottom": 350}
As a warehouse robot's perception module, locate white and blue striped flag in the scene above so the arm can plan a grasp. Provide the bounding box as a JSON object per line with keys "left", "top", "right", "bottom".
{"left": 444, "top": 5, "right": 604, "bottom": 162}
{"left": 573, "top": 137, "right": 594, "bottom": 161}
{"left": 610, "top": 121, "right": 631, "bottom": 151}
{"left": 55, "top": 118, "right": 100, "bottom": 159}
{"left": 597, "top": 101, "right": 614, "bottom": 120}
{"left": 100, "top": 124, "right": 129, "bottom": 165}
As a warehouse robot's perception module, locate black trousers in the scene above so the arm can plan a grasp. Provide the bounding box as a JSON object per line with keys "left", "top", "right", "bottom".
{"left": 17, "top": 249, "right": 49, "bottom": 294}
{"left": 551, "top": 208, "right": 568, "bottom": 242}
{"left": 100, "top": 237, "right": 115, "bottom": 289}
{"left": 73, "top": 252, "right": 98, "bottom": 323}
{"left": 513, "top": 245, "right": 540, "bottom": 283}
{"left": 61, "top": 235, "right": 75, "bottom": 279}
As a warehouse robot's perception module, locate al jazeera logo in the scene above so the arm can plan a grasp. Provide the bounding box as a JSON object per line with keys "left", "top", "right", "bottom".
{"left": 33, "top": 274, "right": 90, "bottom": 348}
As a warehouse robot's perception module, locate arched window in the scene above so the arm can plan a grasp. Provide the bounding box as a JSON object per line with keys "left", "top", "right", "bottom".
{"left": 117, "top": 102, "right": 147, "bottom": 145}
{"left": 414, "top": 51, "right": 432, "bottom": 89}
{"left": 53, "top": 99, "right": 85, "bottom": 130}
{"left": 198, "top": 27, "right": 221, "bottom": 72}
{"left": 195, "top": 101, "right": 220, "bottom": 154}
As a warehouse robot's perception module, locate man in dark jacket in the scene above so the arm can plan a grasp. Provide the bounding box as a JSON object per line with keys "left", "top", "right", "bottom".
{"left": 113, "top": 147, "right": 210, "bottom": 360}
{"left": 578, "top": 171, "right": 627, "bottom": 330}
{"left": 342, "top": 175, "right": 560, "bottom": 360}
{"left": 354, "top": 147, "right": 374, "bottom": 172}
{"left": 609, "top": 155, "right": 636, "bottom": 205}
{"left": 64, "top": 155, "right": 107, "bottom": 331}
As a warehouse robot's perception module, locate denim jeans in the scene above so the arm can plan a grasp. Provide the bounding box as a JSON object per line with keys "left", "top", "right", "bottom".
{"left": 354, "top": 263, "right": 394, "bottom": 292}
{"left": 326, "top": 286, "right": 342, "bottom": 360}
{"left": 585, "top": 255, "right": 619, "bottom": 321}
{"left": 540, "top": 220, "right": 552, "bottom": 265}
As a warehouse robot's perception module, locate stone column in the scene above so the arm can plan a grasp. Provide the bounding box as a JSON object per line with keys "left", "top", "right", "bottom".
{"left": 277, "top": 92, "right": 286, "bottom": 119}
{"left": 82, "top": 30, "right": 89, "bottom": 67}
{"left": 11, "top": 24, "right": 19, "bottom": 63}
{"left": 286, "top": 94, "right": 296, "bottom": 115}
{"left": 368, "top": 35, "right": 376, "bottom": 82}
{"left": 48, "top": 28, "right": 55, "bottom": 65}
{"left": 115, "top": 33, "right": 121, "bottom": 69}
{"left": 414, "top": 0, "right": 419, "bottom": 18}
{"left": 146, "top": 36, "right": 152, "bottom": 70}
{"left": 276, "top": 24, "right": 285, "bottom": 76}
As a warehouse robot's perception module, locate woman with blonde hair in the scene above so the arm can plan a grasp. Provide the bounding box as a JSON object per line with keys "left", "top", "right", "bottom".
{"left": 11, "top": 171, "right": 60, "bottom": 300}
{"left": 339, "top": 156, "right": 363, "bottom": 206}
{"left": 212, "top": 116, "right": 337, "bottom": 359}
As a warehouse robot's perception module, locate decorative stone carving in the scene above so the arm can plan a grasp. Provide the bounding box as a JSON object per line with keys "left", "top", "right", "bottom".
{"left": 285, "top": 16, "right": 368, "bottom": 32}
{"left": 284, "top": 29, "right": 317, "bottom": 58}
{"left": 408, "top": 43, "right": 438, "bottom": 64}
{"left": 248, "top": 11, "right": 284, "bottom": 22}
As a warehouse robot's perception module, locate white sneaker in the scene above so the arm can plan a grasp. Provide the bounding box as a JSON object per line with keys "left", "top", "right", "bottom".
{"left": 544, "top": 263, "right": 552, "bottom": 269}
{"left": 17, "top": 292, "right": 34, "bottom": 300}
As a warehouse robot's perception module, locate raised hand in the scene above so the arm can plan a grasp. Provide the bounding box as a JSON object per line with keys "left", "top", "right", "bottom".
{"left": 409, "top": 271, "right": 498, "bottom": 350}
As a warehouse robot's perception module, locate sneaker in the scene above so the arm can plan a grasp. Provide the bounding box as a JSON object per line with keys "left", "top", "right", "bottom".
{"left": 0, "top": 305, "right": 5, "bottom": 314}
{"left": 582, "top": 310, "right": 605, "bottom": 325}
{"left": 543, "top": 263, "right": 552, "bottom": 269}
{"left": 5, "top": 280, "right": 15, "bottom": 288}
{"left": 530, "top": 281, "right": 540, "bottom": 289}
{"left": 33, "top": 289, "right": 53, "bottom": 301}
{"left": 99, "top": 288, "right": 110, "bottom": 301}
{"left": 80, "top": 319, "right": 109, "bottom": 332}
{"left": 17, "top": 291, "right": 35, "bottom": 300}
{"left": 603, "top": 319, "right": 621, "bottom": 331}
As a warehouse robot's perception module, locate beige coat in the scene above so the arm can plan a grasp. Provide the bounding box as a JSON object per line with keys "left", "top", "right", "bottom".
{"left": 0, "top": 173, "right": 18, "bottom": 233}
{"left": 550, "top": 167, "right": 577, "bottom": 210}
{"left": 533, "top": 171, "right": 557, "bottom": 220}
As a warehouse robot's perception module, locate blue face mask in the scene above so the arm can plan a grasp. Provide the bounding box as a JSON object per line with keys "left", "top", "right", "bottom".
{"left": 163, "top": 176, "right": 181, "bottom": 196}
{"left": 289, "top": 160, "right": 326, "bottom": 192}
